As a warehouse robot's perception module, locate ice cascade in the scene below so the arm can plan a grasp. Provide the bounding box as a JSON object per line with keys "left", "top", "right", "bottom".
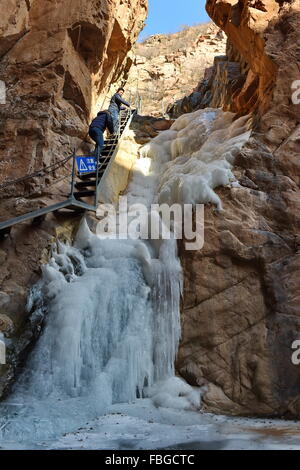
{"left": 0, "top": 109, "right": 251, "bottom": 443}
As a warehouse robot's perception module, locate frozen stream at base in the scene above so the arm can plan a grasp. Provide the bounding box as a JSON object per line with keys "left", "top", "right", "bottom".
{"left": 1, "top": 108, "right": 299, "bottom": 449}
{"left": 2, "top": 402, "right": 300, "bottom": 450}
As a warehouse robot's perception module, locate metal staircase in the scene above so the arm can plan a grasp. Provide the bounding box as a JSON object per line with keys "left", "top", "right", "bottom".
{"left": 0, "top": 107, "right": 137, "bottom": 235}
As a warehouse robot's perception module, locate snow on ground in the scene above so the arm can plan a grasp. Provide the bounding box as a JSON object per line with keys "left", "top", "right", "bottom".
{"left": 1, "top": 400, "right": 300, "bottom": 450}
{"left": 0, "top": 109, "right": 297, "bottom": 451}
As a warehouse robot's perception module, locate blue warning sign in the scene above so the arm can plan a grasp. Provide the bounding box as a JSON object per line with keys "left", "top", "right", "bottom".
{"left": 76, "top": 156, "right": 97, "bottom": 174}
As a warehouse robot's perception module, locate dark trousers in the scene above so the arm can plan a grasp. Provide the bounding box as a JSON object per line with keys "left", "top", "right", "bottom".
{"left": 89, "top": 127, "right": 104, "bottom": 158}
{"left": 109, "top": 108, "right": 119, "bottom": 134}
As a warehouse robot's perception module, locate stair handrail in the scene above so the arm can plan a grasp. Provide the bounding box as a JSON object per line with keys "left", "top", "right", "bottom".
{"left": 0, "top": 89, "right": 140, "bottom": 232}
{"left": 0, "top": 126, "right": 89, "bottom": 194}
{"left": 96, "top": 106, "right": 137, "bottom": 205}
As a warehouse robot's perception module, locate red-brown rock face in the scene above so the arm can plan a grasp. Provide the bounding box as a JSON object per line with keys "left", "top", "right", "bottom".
{"left": 0, "top": 0, "right": 147, "bottom": 188}
{"left": 206, "top": 0, "right": 280, "bottom": 115}
{"left": 178, "top": 0, "right": 300, "bottom": 417}
{"left": 0, "top": 0, "right": 147, "bottom": 397}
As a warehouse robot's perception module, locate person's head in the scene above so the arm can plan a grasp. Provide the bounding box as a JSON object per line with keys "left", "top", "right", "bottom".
{"left": 117, "top": 87, "right": 125, "bottom": 96}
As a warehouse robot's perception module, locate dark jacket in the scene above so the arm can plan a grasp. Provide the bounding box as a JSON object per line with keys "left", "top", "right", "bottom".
{"left": 90, "top": 111, "right": 114, "bottom": 134}
{"left": 108, "top": 93, "right": 130, "bottom": 112}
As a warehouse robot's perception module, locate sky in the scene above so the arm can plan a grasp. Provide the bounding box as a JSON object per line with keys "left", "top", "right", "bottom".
{"left": 138, "top": 0, "right": 210, "bottom": 41}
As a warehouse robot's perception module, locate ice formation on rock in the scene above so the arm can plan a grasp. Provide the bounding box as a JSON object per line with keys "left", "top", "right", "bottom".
{"left": 0, "top": 109, "right": 250, "bottom": 443}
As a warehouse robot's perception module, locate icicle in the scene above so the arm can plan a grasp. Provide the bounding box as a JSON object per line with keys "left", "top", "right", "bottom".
{"left": 0, "top": 107, "right": 251, "bottom": 444}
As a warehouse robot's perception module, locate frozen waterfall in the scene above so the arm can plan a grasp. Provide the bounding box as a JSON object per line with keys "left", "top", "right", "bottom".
{"left": 0, "top": 108, "right": 251, "bottom": 444}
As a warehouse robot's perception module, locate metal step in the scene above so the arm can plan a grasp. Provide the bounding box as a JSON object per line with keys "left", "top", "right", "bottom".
{"left": 56, "top": 206, "right": 86, "bottom": 213}
{"left": 103, "top": 144, "right": 116, "bottom": 150}
{"left": 73, "top": 189, "right": 95, "bottom": 199}
{"left": 102, "top": 148, "right": 115, "bottom": 155}
{"left": 0, "top": 109, "right": 136, "bottom": 233}
{"left": 81, "top": 155, "right": 108, "bottom": 163}
{"left": 57, "top": 206, "right": 89, "bottom": 214}
{"left": 0, "top": 227, "right": 11, "bottom": 238}
{"left": 65, "top": 200, "right": 97, "bottom": 212}
{"left": 0, "top": 200, "right": 77, "bottom": 232}
{"left": 77, "top": 165, "right": 108, "bottom": 181}
{"left": 101, "top": 149, "right": 114, "bottom": 156}
{"left": 75, "top": 180, "right": 96, "bottom": 189}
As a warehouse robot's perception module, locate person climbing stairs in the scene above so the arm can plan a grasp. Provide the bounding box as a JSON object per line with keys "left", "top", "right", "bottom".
{"left": 89, "top": 110, "right": 114, "bottom": 159}
{"left": 73, "top": 109, "right": 131, "bottom": 202}
{"left": 0, "top": 107, "right": 137, "bottom": 235}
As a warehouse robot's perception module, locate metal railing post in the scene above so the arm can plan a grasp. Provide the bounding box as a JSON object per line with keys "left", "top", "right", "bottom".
{"left": 96, "top": 103, "right": 137, "bottom": 202}
{"left": 70, "top": 148, "right": 76, "bottom": 198}
{"left": 94, "top": 148, "right": 101, "bottom": 208}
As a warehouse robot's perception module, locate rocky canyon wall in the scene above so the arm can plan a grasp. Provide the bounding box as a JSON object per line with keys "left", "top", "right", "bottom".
{"left": 0, "top": 0, "right": 147, "bottom": 192}
{"left": 177, "top": 0, "right": 300, "bottom": 417}
{"left": 169, "top": 0, "right": 296, "bottom": 119}
{"left": 127, "top": 23, "right": 226, "bottom": 116}
{"left": 0, "top": 0, "right": 147, "bottom": 397}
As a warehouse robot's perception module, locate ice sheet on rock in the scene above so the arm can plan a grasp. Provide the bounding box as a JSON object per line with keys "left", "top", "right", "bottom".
{"left": 140, "top": 108, "right": 251, "bottom": 210}
{"left": 0, "top": 231, "right": 182, "bottom": 441}
{"left": 0, "top": 107, "right": 251, "bottom": 446}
